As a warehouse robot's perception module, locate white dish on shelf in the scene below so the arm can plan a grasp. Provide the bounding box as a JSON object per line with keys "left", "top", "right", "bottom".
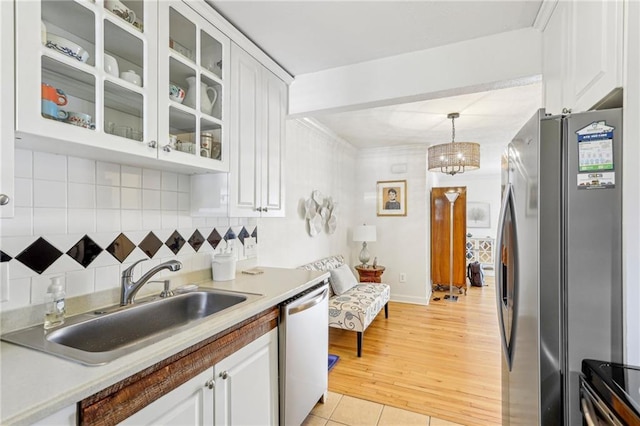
{"left": 46, "top": 33, "right": 90, "bottom": 63}
{"left": 104, "top": 54, "right": 119, "bottom": 77}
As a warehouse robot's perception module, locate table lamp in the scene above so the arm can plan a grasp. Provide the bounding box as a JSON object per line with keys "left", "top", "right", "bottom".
{"left": 353, "top": 225, "right": 377, "bottom": 266}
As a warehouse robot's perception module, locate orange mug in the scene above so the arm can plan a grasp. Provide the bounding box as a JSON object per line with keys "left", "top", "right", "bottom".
{"left": 41, "top": 83, "right": 68, "bottom": 106}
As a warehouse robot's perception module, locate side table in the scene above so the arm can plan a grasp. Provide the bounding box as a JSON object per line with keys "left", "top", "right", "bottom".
{"left": 355, "top": 265, "right": 386, "bottom": 283}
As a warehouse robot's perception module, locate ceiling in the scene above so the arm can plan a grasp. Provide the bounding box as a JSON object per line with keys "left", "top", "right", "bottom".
{"left": 210, "top": 1, "right": 545, "bottom": 173}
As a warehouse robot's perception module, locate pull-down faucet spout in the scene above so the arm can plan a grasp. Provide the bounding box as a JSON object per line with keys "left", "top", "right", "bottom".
{"left": 120, "top": 259, "right": 182, "bottom": 305}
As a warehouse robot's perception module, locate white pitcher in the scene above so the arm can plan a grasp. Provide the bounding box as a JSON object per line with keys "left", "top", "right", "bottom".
{"left": 183, "top": 76, "right": 218, "bottom": 116}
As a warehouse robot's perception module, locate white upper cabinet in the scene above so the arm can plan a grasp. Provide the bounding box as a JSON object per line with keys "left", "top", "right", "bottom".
{"left": 157, "top": 1, "right": 230, "bottom": 171}
{"left": 229, "top": 43, "right": 286, "bottom": 218}
{"left": 0, "top": 0, "right": 14, "bottom": 218}
{"left": 542, "top": 0, "right": 623, "bottom": 114}
{"left": 14, "top": 0, "right": 229, "bottom": 174}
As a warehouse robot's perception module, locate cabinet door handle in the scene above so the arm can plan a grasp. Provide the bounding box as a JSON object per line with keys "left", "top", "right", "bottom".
{"left": 219, "top": 371, "right": 228, "bottom": 380}
{"left": 262, "top": 207, "right": 268, "bottom": 213}
{"left": 256, "top": 207, "right": 262, "bottom": 212}
{"left": 205, "top": 378, "right": 215, "bottom": 389}
{"left": 0, "top": 194, "right": 9, "bottom": 206}
{"left": 162, "top": 144, "right": 172, "bottom": 152}
{"left": 148, "top": 140, "right": 157, "bottom": 148}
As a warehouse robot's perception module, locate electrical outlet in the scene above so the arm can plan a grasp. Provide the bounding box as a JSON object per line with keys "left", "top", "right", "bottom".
{"left": 399, "top": 273, "right": 406, "bottom": 283}
{"left": 243, "top": 237, "right": 257, "bottom": 258}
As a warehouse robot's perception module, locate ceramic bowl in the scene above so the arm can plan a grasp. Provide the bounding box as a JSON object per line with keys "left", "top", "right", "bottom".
{"left": 46, "top": 34, "right": 90, "bottom": 63}
{"left": 120, "top": 70, "right": 142, "bottom": 86}
{"left": 104, "top": 53, "right": 119, "bottom": 77}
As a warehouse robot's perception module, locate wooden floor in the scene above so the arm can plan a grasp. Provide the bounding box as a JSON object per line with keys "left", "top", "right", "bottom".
{"left": 328, "top": 277, "right": 501, "bottom": 426}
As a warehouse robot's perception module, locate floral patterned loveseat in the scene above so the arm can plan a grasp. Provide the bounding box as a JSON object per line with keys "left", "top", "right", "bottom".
{"left": 299, "top": 255, "right": 390, "bottom": 357}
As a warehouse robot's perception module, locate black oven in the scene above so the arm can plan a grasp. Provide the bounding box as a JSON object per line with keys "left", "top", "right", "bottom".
{"left": 581, "top": 359, "right": 640, "bottom": 425}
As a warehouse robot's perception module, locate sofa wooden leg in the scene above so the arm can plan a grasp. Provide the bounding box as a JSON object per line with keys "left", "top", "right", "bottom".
{"left": 384, "top": 302, "right": 389, "bottom": 319}
{"left": 357, "top": 332, "right": 362, "bottom": 357}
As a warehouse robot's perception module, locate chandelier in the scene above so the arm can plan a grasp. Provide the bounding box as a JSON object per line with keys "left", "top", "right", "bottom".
{"left": 428, "top": 112, "right": 480, "bottom": 175}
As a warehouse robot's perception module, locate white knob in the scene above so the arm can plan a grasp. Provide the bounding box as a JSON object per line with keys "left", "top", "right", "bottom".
{"left": 148, "top": 140, "right": 157, "bottom": 148}
{"left": 0, "top": 194, "right": 9, "bottom": 205}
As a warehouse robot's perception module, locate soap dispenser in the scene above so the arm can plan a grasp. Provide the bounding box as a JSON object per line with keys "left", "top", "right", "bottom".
{"left": 44, "top": 276, "right": 65, "bottom": 329}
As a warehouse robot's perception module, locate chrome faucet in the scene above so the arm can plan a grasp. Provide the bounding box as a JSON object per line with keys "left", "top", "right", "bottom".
{"left": 120, "top": 259, "right": 182, "bottom": 305}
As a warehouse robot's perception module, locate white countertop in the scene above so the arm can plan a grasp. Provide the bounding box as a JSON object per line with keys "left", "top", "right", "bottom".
{"left": 0, "top": 267, "right": 329, "bottom": 425}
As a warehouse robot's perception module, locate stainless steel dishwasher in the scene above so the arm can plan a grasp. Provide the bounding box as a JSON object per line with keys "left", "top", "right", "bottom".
{"left": 279, "top": 281, "right": 329, "bottom": 426}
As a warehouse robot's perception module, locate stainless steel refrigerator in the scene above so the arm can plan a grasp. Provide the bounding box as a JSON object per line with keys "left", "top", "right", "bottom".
{"left": 496, "top": 108, "right": 623, "bottom": 425}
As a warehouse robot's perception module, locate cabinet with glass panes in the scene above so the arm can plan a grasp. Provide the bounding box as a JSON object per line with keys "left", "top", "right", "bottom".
{"left": 157, "top": 1, "right": 230, "bottom": 170}
{"left": 14, "top": 0, "right": 229, "bottom": 173}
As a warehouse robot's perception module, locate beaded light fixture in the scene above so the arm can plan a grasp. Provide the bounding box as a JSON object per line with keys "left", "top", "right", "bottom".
{"left": 428, "top": 112, "right": 480, "bottom": 175}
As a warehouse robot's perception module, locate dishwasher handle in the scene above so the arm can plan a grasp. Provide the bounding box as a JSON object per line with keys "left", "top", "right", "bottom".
{"left": 287, "top": 287, "right": 329, "bottom": 316}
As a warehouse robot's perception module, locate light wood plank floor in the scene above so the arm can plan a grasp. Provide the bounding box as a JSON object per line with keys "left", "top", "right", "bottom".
{"left": 327, "top": 277, "right": 501, "bottom": 426}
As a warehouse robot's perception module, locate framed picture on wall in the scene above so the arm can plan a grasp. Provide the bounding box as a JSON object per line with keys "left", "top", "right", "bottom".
{"left": 377, "top": 180, "right": 407, "bottom": 216}
{"left": 467, "top": 202, "right": 490, "bottom": 228}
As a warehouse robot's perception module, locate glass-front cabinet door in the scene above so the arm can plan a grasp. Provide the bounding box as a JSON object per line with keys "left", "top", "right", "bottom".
{"left": 15, "top": 0, "right": 229, "bottom": 173}
{"left": 16, "top": 0, "right": 157, "bottom": 158}
{"left": 157, "top": 1, "right": 230, "bottom": 171}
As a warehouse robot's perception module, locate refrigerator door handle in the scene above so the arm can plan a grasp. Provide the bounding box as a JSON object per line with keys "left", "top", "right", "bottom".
{"left": 495, "top": 183, "right": 519, "bottom": 370}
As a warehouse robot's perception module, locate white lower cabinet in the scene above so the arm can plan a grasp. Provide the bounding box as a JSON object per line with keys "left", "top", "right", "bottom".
{"left": 121, "top": 369, "right": 215, "bottom": 425}
{"left": 118, "top": 328, "right": 278, "bottom": 426}
{"left": 214, "top": 328, "right": 279, "bottom": 425}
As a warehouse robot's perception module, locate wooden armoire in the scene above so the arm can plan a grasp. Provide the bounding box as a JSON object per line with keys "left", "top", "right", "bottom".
{"left": 430, "top": 187, "right": 467, "bottom": 293}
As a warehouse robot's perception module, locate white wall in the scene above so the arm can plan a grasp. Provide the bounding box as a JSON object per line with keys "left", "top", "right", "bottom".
{"left": 354, "top": 146, "right": 430, "bottom": 305}
{"left": 257, "top": 118, "right": 357, "bottom": 268}
{"left": 432, "top": 172, "right": 502, "bottom": 241}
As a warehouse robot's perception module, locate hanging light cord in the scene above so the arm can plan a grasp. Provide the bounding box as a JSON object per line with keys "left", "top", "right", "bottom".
{"left": 451, "top": 116, "right": 456, "bottom": 143}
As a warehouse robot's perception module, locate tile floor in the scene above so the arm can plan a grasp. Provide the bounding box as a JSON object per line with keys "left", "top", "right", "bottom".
{"left": 302, "top": 392, "right": 464, "bottom": 426}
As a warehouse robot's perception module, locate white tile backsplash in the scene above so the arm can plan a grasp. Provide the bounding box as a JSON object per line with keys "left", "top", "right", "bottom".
{"left": 142, "top": 189, "right": 161, "bottom": 210}
{"left": 143, "top": 169, "right": 161, "bottom": 190}
{"left": 178, "top": 174, "right": 190, "bottom": 193}
{"left": 161, "top": 211, "right": 178, "bottom": 230}
{"left": 68, "top": 157, "right": 95, "bottom": 184}
{"left": 122, "top": 209, "right": 143, "bottom": 231}
{"left": 94, "top": 265, "right": 120, "bottom": 292}
{"left": 161, "top": 171, "right": 178, "bottom": 191}
{"left": 1, "top": 150, "right": 256, "bottom": 312}
{"left": 97, "top": 186, "right": 120, "bottom": 209}
{"left": 68, "top": 183, "right": 95, "bottom": 209}
{"left": 96, "top": 209, "right": 121, "bottom": 232}
{"left": 14, "top": 178, "right": 32, "bottom": 207}
{"left": 96, "top": 162, "right": 121, "bottom": 186}
{"left": 33, "top": 180, "right": 66, "bottom": 208}
{"left": 121, "top": 166, "right": 142, "bottom": 188}
{"left": 66, "top": 269, "right": 95, "bottom": 297}
{"left": 178, "top": 192, "right": 189, "bottom": 211}
{"left": 67, "top": 209, "right": 96, "bottom": 234}
{"left": 121, "top": 188, "right": 142, "bottom": 209}
{"left": 33, "top": 152, "right": 66, "bottom": 181}
{"left": 14, "top": 149, "right": 33, "bottom": 179}
{"left": 161, "top": 191, "right": 178, "bottom": 210}
{"left": 4, "top": 278, "right": 31, "bottom": 311}
{"left": 142, "top": 210, "right": 162, "bottom": 230}
{"left": 33, "top": 208, "right": 66, "bottom": 235}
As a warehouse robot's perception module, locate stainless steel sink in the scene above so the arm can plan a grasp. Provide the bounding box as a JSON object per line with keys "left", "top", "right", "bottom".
{"left": 1, "top": 288, "right": 261, "bottom": 366}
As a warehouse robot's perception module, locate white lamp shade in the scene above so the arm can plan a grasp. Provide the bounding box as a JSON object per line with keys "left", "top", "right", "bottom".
{"left": 353, "top": 225, "right": 377, "bottom": 242}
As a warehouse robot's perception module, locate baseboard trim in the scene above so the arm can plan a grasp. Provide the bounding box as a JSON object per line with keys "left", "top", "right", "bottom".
{"left": 390, "top": 295, "right": 429, "bottom": 306}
